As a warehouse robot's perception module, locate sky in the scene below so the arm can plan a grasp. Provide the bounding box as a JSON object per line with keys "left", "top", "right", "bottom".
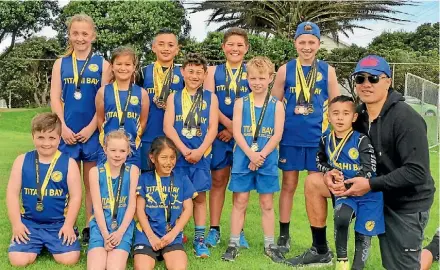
{"left": 0, "top": 0, "right": 439, "bottom": 52}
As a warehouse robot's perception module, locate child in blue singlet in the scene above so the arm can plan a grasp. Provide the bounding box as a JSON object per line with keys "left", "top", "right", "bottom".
{"left": 164, "top": 53, "right": 219, "bottom": 258}
{"left": 87, "top": 130, "right": 138, "bottom": 270}
{"left": 204, "top": 27, "right": 251, "bottom": 248}
{"left": 316, "top": 95, "right": 384, "bottom": 270}
{"left": 134, "top": 136, "right": 197, "bottom": 270}
{"left": 96, "top": 46, "right": 149, "bottom": 168}
{"left": 50, "top": 14, "right": 112, "bottom": 243}
{"left": 7, "top": 113, "right": 82, "bottom": 266}
{"left": 221, "top": 57, "right": 285, "bottom": 263}
{"left": 139, "top": 29, "right": 184, "bottom": 172}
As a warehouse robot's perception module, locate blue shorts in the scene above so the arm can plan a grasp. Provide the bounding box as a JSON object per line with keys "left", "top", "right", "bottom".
{"left": 140, "top": 141, "right": 152, "bottom": 171}
{"left": 229, "top": 172, "right": 280, "bottom": 194}
{"left": 59, "top": 131, "right": 99, "bottom": 162}
{"left": 97, "top": 146, "right": 141, "bottom": 168}
{"left": 88, "top": 219, "right": 134, "bottom": 253}
{"left": 210, "top": 138, "right": 233, "bottom": 170}
{"left": 174, "top": 166, "right": 211, "bottom": 192}
{"left": 8, "top": 224, "right": 80, "bottom": 255}
{"left": 335, "top": 191, "right": 385, "bottom": 236}
{"left": 278, "top": 145, "right": 319, "bottom": 171}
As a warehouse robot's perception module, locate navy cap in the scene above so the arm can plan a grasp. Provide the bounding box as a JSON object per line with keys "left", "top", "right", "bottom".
{"left": 352, "top": 55, "right": 392, "bottom": 77}
{"left": 294, "top": 22, "right": 320, "bottom": 40}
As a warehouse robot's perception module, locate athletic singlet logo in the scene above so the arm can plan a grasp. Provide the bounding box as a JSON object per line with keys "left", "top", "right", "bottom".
{"left": 130, "top": 96, "right": 139, "bottom": 106}
{"left": 349, "top": 148, "right": 359, "bottom": 160}
{"left": 365, "top": 221, "right": 375, "bottom": 232}
{"left": 202, "top": 100, "right": 208, "bottom": 110}
{"left": 316, "top": 72, "right": 323, "bottom": 82}
{"left": 51, "top": 171, "right": 63, "bottom": 182}
{"left": 88, "top": 64, "right": 99, "bottom": 72}
{"left": 173, "top": 74, "right": 180, "bottom": 84}
{"left": 241, "top": 72, "right": 247, "bottom": 80}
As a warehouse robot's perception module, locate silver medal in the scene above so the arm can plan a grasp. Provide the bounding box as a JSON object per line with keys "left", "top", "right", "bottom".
{"left": 74, "top": 91, "right": 82, "bottom": 100}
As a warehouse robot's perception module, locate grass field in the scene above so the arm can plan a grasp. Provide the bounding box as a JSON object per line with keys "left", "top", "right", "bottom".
{"left": 0, "top": 108, "right": 438, "bottom": 270}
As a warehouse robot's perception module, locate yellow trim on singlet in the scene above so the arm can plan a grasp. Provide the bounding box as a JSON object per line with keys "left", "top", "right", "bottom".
{"left": 322, "top": 99, "right": 329, "bottom": 133}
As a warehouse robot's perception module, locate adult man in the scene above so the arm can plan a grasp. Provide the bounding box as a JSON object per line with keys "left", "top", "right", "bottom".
{"left": 272, "top": 21, "right": 339, "bottom": 260}
{"left": 289, "top": 55, "right": 435, "bottom": 269}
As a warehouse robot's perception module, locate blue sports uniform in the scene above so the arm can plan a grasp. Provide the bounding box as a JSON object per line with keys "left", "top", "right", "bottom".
{"left": 89, "top": 163, "right": 135, "bottom": 253}
{"left": 134, "top": 171, "right": 196, "bottom": 254}
{"left": 229, "top": 94, "right": 279, "bottom": 194}
{"left": 8, "top": 150, "right": 80, "bottom": 254}
{"left": 211, "top": 64, "right": 250, "bottom": 170}
{"left": 279, "top": 59, "right": 330, "bottom": 171}
{"left": 140, "top": 65, "right": 184, "bottom": 170}
{"left": 98, "top": 83, "right": 143, "bottom": 167}
{"left": 319, "top": 130, "right": 385, "bottom": 236}
{"left": 59, "top": 54, "right": 104, "bottom": 162}
{"left": 173, "top": 90, "right": 213, "bottom": 192}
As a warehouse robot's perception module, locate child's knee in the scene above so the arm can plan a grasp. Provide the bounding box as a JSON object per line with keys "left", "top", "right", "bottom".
{"left": 260, "top": 197, "right": 274, "bottom": 212}
{"left": 233, "top": 194, "right": 249, "bottom": 210}
{"left": 53, "top": 251, "right": 80, "bottom": 265}
{"left": 9, "top": 253, "right": 37, "bottom": 267}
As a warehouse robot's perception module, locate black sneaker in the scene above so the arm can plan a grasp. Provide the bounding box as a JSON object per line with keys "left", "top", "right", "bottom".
{"left": 221, "top": 243, "right": 239, "bottom": 261}
{"left": 264, "top": 244, "right": 286, "bottom": 263}
{"left": 81, "top": 227, "right": 90, "bottom": 245}
{"left": 277, "top": 235, "right": 291, "bottom": 254}
{"left": 286, "top": 246, "right": 333, "bottom": 267}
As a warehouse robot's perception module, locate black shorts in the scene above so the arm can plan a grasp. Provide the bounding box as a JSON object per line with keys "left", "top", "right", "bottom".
{"left": 133, "top": 243, "right": 184, "bottom": 261}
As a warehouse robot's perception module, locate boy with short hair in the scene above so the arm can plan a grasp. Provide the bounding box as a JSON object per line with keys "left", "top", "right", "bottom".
{"left": 221, "top": 56, "right": 285, "bottom": 263}
{"left": 164, "top": 53, "right": 219, "bottom": 258}
{"left": 7, "top": 112, "right": 82, "bottom": 266}
{"left": 315, "top": 95, "right": 384, "bottom": 270}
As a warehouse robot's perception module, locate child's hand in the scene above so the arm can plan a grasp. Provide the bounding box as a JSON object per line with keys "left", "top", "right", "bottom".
{"left": 104, "top": 239, "right": 115, "bottom": 251}
{"left": 160, "top": 230, "right": 178, "bottom": 248}
{"left": 11, "top": 222, "right": 30, "bottom": 244}
{"left": 248, "top": 152, "right": 265, "bottom": 167}
{"left": 107, "top": 229, "right": 124, "bottom": 247}
{"left": 330, "top": 169, "right": 344, "bottom": 183}
{"left": 61, "top": 124, "right": 77, "bottom": 145}
{"left": 58, "top": 224, "right": 77, "bottom": 246}
{"left": 248, "top": 162, "right": 258, "bottom": 171}
{"left": 185, "top": 149, "right": 203, "bottom": 164}
{"left": 180, "top": 146, "right": 192, "bottom": 157}
{"left": 218, "top": 129, "right": 232, "bottom": 142}
{"left": 148, "top": 234, "right": 162, "bottom": 251}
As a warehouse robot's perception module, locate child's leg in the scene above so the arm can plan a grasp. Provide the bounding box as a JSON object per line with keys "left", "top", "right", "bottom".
{"left": 352, "top": 232, "right": 371, "bottom": 270}
{"left": 230, "top": 192, "right": 250, "bottom": 244}
{"left": 334, "top": 203, "right": 355, "bottom": 261}
{"left": 163, "top": 249, "right": 188, "bottom": 270}
{"left": 53, "top": 251, "right": 80, "bottom": 265}
{"left": 87, "top": 247, "right": 107, "bottom": 270}
{"left": 106, "top": 249, "right": 129, "bottom": 270}
{"left": 82, "top": 160, "right": 96, "bottom": 225}
{"left": 8, "top": 252, "right": 38, "bottom": 267}
{"left": 133, "top": 254, "right": 156, "bottom": 270}
{"left": 259, "top": 193, "right": 275, "bottom": 248}
{"left": 194, "top": 191, "right": 207, "bottom": 239}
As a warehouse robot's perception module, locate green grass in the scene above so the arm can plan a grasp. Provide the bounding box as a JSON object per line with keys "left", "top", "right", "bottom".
{"left": 0, "top": 109, "right": 438, "bottom": 270}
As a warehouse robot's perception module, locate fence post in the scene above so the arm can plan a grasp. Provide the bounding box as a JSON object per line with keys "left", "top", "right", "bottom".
{"left": 404, "top": 73, "right": 408, "bottom": 96}
{"left": 392, "top": 64, "right": 395, "bottom": 88}
{"left": 421, "top": 81, "right": 425, "bottom": 114}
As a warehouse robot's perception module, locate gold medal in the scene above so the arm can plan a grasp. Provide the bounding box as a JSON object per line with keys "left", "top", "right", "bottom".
{"left": 157, "top": 99, "right": 165, "bottom": 109}
{"left": 251, "top": 142, "right": 259, "bottom": 152}
{"left": 74, "top": 91, "right": 82, "bottom": 100}
{"left": 225, "top": 97, "right": 232, "bottom": 105}
{"left": 295, "top": 105, "right": 306, "bottom": 115}
{"left": 196, "top": 128, "right": 202, "bottom": 137}
{"left": 166, "top": 223, "right": 172, "bottom": 233}
{"left": 307, "top": 104, "right": 314, "bottom": 114}
{"left": 182, "top": 128, "right": 189, "bottom": 137}
{"left": 186, "top": 133, "right": 193, "bottom": 139}
{"left": 111, "top": 219, "right": 118, "bottom": 230}
{"left": 36, "top": 202, "right": 44, "bottom": 212}
{"left": 190, "top": 127, "right": 197, "bottom": 136}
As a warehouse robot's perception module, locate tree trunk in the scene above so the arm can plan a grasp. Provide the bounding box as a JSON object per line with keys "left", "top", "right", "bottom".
{"left": 33, "top": 91, "right": 41, "bottom": 107}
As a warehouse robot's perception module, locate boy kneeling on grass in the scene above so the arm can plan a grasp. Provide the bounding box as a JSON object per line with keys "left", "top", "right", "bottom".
{"left": 221, "top": 56, "right": 286, "bottom": 263}
{"left": 7, "top": 112, "right": 82, "bottom": 267}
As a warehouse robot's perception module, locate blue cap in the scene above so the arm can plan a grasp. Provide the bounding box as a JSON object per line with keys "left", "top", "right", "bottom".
{"left": 352, "top": 55, "right": 391, "bottom": 77}
{"left": 294, "top": 22, "right": 320, "bottom": 40}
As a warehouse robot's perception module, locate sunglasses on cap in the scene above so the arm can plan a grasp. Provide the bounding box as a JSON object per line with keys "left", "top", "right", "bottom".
{"left": 354, "top": 74, "right": 388, "bottom": 84}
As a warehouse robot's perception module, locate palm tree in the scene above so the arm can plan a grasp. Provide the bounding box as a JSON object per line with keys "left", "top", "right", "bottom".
{"left": 189, "top": 1, "right": 414, "bottom": 40}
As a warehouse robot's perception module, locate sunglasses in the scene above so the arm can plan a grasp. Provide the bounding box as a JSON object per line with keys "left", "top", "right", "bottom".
{"left": 354, "top": 75, "right": 387, "bottom": 84}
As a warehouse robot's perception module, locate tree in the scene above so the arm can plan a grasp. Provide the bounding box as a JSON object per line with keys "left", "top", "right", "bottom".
{"left": 53, "top": 0, "right": 190, "bottom": 62}
{"left": 0, "top": 0, "right": 59, "bottom": 59}
{"left": 0, "top": 37, "right": 62, "bottom": 108}
{"left": 189, "top": 1, "right": 412, "bottom": 40}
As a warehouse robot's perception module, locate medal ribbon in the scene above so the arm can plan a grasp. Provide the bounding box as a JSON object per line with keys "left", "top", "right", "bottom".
{"left": 182, "top": 86, "right": 203, "bottom": 128}
{"left": 72, "top": 50, "right": 93, "bottom": 90}
{"left": 295, "top": 58, "right": 318, "bottom": 103}
{"left": 249, "top": 89, "right": 272, "bottom": 145}
{"left": 35, "top": 150, "right": 62, "bottom": 202}
{"left": 155, "top": 171, "right": 174, "bottom": 224}
{"left": 113, "top": 82, "right": 133, "bottom": 127}
{"left": 225, "top": 62, "right": 243, "bottom": 99}
{"left": 153, "top": 62, "right": 172, "bottom": 100}
{"left": 104, "top": 162, "right": 125, "bottom": 217}
{"left": 327, "top": 129, "right": 354, "bottom": 164}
